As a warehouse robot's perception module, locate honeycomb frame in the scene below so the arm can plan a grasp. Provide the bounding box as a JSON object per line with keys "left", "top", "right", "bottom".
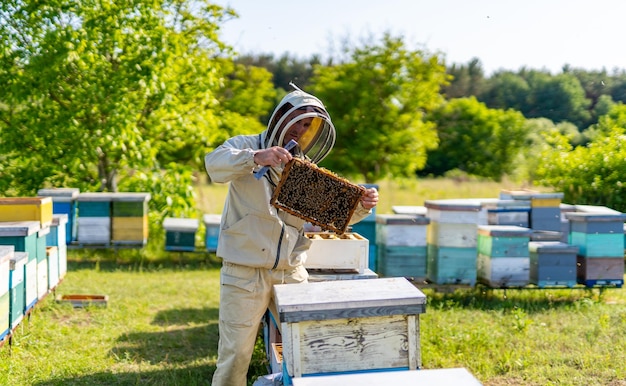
{"left": 271, "top": 158, "right": 365, "bottom": 234}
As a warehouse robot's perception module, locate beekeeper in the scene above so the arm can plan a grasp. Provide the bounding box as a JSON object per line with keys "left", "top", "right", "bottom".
{"left": 205, "top": 83, "right": 378, "bottom": 386}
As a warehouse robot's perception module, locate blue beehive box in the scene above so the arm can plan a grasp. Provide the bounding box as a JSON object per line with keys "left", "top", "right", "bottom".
{"left": 163, "top": 218, "right": 198, "bottom": 252}
{"left": 47, "top": 214, "right": 68, "bottom": 282}
{"left": 477, "top": 225, "right": 532, "bottom": 287}
{"left": 529, "top": 241, "right": 578, "bottom": 288}
{"left": 76, "top": 192, "right": 114, "bottom": 245}
{"left": 37, "top": 188, "right": 79, "bottom": 244}
{"left": 203, "top": 214, "right": 221, "bottom": 252}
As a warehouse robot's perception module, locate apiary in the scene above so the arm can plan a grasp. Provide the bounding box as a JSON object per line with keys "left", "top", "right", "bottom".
{"left": 274, "top": 277, "right": 426, "bottom": 382}
{"left": 111, "top": 192, "right": 151, "bottom": 245}
{"left": 529, "top": 241, "right": 578, "bottom": 288}
{"left": 271, "top": 159, "right": 365, "bottom": 235}
{"left": 376, "top": 214, "right": 430, "bottom": 280}
{"left": 0, "top": 246, "right": 12, "bottom": 341}
{"left": 76, "top": 193, "right": 115, "bottom": 244}
{"left": 304, "top": 232, "right": 368, "bottom": 274}
{"left": 163, "top": 218, "right": 199, "bottom": 251}
{"left": 290, "top": 367, "right": 483, "bottom": 386}
{"left": 9, "top": 251, "right": 26, "bottom": 330}
{"left": 203, "top": 214, "right": 221, "bottom": 252}
{"left": 47, "top": 214, "right": 68, "bottom": 281}
{"left": 37, "top": 188, "right": 79, "bottom": 243}
{"left": 0, "top": 197, "right": 53, "bottom": 228}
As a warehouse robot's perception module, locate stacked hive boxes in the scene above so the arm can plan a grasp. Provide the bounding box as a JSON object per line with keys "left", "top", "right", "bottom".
{"left": 76, "top": 193, "right": 114, "bottom": 244}
{"left": 37, "top": 188, "right": 79, "bottom": 244}
{"left": 203, "top": 214, "right": 221, "bottom": 252}
{"left": 0, "top": 222, "right": 39, "bottom": 314}
{"left": 0, "top": 246, "right": 11, "bottom": 342}
{"left": 273, "top": 277, "right": 426, "bottom": 384}
{"left": 529, "top": 241, "right": 578, "bottom": 288}
{"left": 9, "top": 251, "right": 27, "bottom": 331}
{"left": 163, "top": 218, "right": 199, "bottom": 251}
{"left": 477, "top": 225, "right": 532, "bottom": 287}
{"left": 565, "top": 212, "right": 626, "bottom": 287}
{"left": 111, "top": 193, "right": 151, "bottom": 245}
{"left": 425, "top": 199, "right": 481, "bottom": 286}
{"left": 376, "top": 214, "right": 430, "bottom": 280}
{"left": 501, "top": 190, "right": 563, "bottom": 233}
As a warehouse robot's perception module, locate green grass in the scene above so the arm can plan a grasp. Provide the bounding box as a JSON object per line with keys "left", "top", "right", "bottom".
{"left": 1, "top": 178, "right": 625, "bottom": 385}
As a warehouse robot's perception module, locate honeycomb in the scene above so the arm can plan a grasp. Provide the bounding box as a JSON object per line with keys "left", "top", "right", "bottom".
{"left": 271, "top": 158, "right": 365, "bottom": 234}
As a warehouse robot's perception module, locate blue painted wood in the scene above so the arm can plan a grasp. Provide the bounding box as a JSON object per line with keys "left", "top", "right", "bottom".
{"left": 427, "top": 244, "right": 477, "bottom": 285}
{"left": 477, "top": 255, "right": 530, "bottom": 287}
{"left": 350, "top": 221, "right": 376, "bottom": 243}
{"left": 477, "top": 235, "right": 530, "bottom": 258}
{"left": 530, "top": 207, "right": 561, "bottom": 231}
{"left": 77, "top": 201, "right": 111, "bottom": 217}
{"left": 570, "top": 219, "right": 624, "bottom": 234}
{"left": 377, "top": 245, "right": 427, "bottom": 278}
{"left": 570, "top": 232, "right": 624, "bottom": 257}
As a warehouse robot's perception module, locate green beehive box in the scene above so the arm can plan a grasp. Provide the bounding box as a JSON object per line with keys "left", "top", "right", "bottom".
{"left": 9, "top": 251, "right": 27, "bottom": 329}
{"left": 0, "top": 221, "right": 40, "bottom": 263}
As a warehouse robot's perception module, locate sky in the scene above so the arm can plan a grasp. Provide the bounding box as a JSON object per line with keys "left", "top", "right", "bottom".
{"left": 214, "top": 0, "right": 625, "bottom": 76}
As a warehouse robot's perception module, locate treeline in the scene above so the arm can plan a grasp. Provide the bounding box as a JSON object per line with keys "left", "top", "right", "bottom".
{"left": 1, "top": 0, "right": 625, "bottom": 217}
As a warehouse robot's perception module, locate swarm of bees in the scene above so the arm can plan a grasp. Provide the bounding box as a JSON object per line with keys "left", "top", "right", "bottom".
{"left": 271, "top": 158, "right": 365, "bottom": 234}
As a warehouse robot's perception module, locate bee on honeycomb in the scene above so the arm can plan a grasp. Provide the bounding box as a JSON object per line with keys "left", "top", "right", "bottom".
{"left": 271, "top": 158, "right": 365, "bottom": 234}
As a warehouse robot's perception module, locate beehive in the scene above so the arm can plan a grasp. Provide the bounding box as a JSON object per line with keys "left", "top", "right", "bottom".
{"left": 37, "top": 188, "right": 80, "bottom": 243}
{"left": 111, "top": 192, "right": 151, "bottom": 245}
{"left": 9, "top": 251, "right": 27, "bottom": 330}
{"left": 203, "top": 214, "right": 221, "bottom": 252}
{"left": 163, "top": 218, "right": 199, "bottom": 251}
{"left": 304, "top": 232, "right": 368, "bottom": 273}
{"left": 0, "top": 246, "right": 12, "bottom": 341}
{"left": 274, "top": 277, "right": 426, "bottom": 381}
{"left": 271, "top": 159, "right": 365, "bottom": 235}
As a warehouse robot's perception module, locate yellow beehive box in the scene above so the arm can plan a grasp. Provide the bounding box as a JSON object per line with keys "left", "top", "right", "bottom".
{"left": 0, "top": 197, "right": 53, "bottom": 228}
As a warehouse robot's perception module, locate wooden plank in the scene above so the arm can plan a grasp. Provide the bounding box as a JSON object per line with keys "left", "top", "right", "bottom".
{"left": 428, "top": 222, "right": 477, "bottom": 248}
{"left": 570, "top": 232, "right": 624, "bottom": 257}
{"left": 304, "top": 232, "right": 368, "bottom": 273}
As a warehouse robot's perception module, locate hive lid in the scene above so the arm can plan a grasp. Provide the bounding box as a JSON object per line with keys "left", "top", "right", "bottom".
{"left": 0, "top": 245, "right": 14, "bottom": 263}
{"left": 203, "top": 214, "right": 222, "bottom": 225}
{"left": 529, "top": 241, "right": 579, "bottom": 254}
{"left": 391, "top": 205, "right": 427, "bottom": 216}
{"left": 274, "top": 277, "right": 426, "bottom": 322}
{"left": 375, "top": 214, "right": 430, "bottom": 225}
{"left": 424, "top": 199, "right": 484, "bottom": 212}
{"left": 77, "top": 192, "right": 117, "bottom": 202}
{"left": 0, "top": 221, "right": 41, "bottom": 237}
{"left": 37, "top": 188, "right": 80, "bottom": 201}
{"left": 110, "top": 192, "right": 151, "bottom": 202}
{"left": 478, "top": 225, "right": 532, "bottom": 237}
{"left": 162, "top": 217, "right": 199, "bottom": 231}
{"left": 565, "top": 212, "right": 626, "bottom": 222}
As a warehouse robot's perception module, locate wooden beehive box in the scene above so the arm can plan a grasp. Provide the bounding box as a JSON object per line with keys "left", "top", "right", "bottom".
{"left": 271, "top": 159, "right": 365, "bottom": 235}
{"left": 76, "top": 192, "right": 115, "bottom": 244}
{"left": 9, "top": 251, "right": 27, "bottom": 330}
{"left": 274, "top": 277, "right": 426, "bottom": 381}
{"left": 163, "top": 218, "right": 199, "bottom": 251}
{"left": 203, "top": 214, "right": 221, "bottom": 252}
{"left": 0, "top": 197, "right": 53, "bottom": 228}
{"left": 304, "top": 232, "right": 368, "bottom": 273}
{"left": 0, "top": 246, "right": 12, "bottom": 341}
{"left": 529, "top": 241, "right": 578, "bottom": 288}
{"left": 111, "top": 192, "right": 151, "bottom": 245}
{"left": 375, "top": 214, "right": 430, "bottom": 247}
{"left": 565, "top": 212, "right": 626, "bottom": 257}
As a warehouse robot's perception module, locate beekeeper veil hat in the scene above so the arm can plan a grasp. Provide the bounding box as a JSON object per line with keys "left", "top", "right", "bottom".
{"left": 262, "top": 82, "right": 336, "bottom": 164}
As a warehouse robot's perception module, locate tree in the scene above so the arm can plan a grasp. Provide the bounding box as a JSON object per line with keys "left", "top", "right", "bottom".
{"left": 535, "top": 104, "right": 626, "bottom": 212}
{"left": 310, "top": 34, "right": 450, "bottom": 183}
{"left": 422, "top": 97, "right": 527, "bottom": 180}
{"left": 0, "top": 0, "right": 274, "bottom": 218}
{"left": 478, "top": 71, "right": 530, "bottom": 112}
{"left": 443, "top": 57, "right": 486, "bottom": 99}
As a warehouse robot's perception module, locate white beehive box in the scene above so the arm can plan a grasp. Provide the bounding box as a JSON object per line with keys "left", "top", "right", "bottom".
{"left": 304, "top": 232, "right": 368, "bottom": 274}
{"left": 274, "top": 277, "right": 426, "bottom": 380}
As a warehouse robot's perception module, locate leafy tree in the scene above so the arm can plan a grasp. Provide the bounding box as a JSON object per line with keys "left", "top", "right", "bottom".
{"left": 535, "top": 104, "right": 626, "bottom": 212}
{"left": 524, "top": 71, "right": 591, "bottom": 129}
{"left": 0, "top": 0, "right": 273, "bottom": 218}
{"left": 478, "top": 71, "right": 530, "bottom": 112}
{"left": 310, "top": 34, "right": 449, "bottom": 183}
{"left": 422, "top": 97, "right": 527, "bottom": 180}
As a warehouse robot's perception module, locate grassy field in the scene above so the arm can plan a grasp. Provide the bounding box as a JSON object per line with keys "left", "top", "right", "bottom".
{"left": 1, "top": 178, "right": 625, "bottom": 386}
